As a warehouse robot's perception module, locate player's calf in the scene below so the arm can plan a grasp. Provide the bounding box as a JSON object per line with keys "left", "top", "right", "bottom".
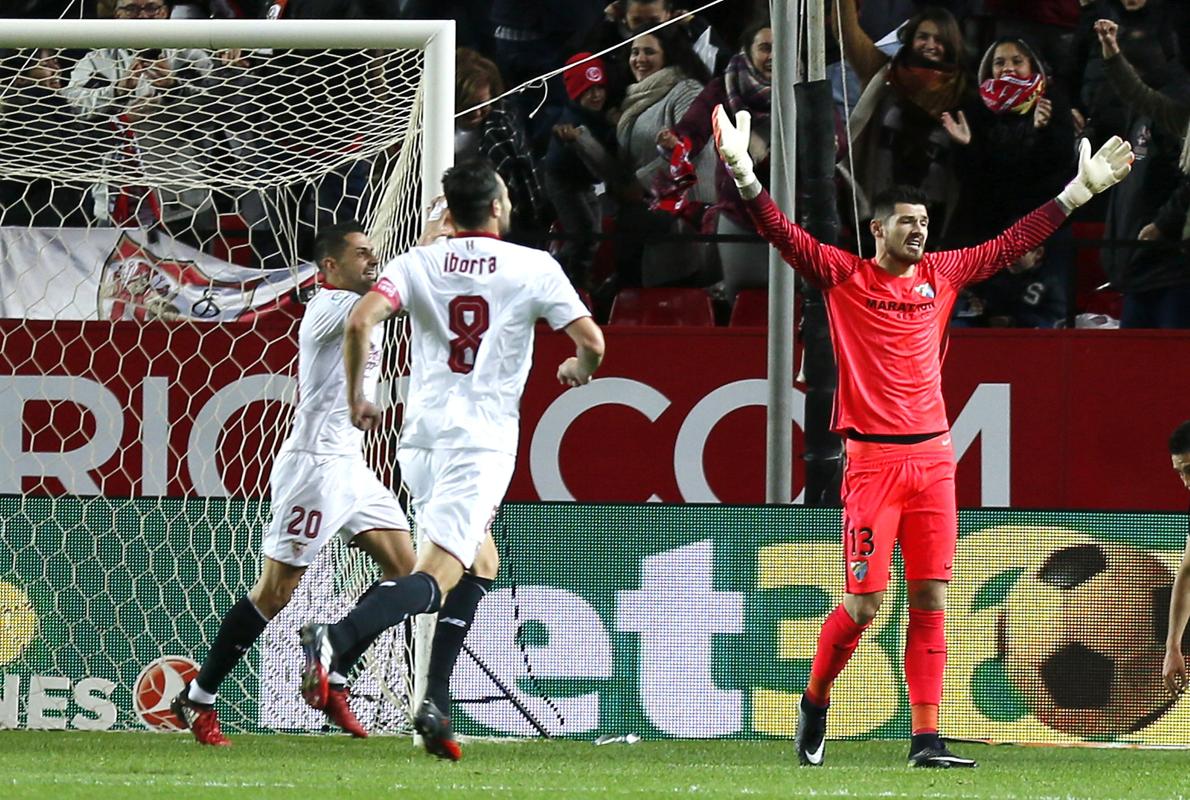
{"left": 171, "top": 683, "right": 231, "bottom": 747}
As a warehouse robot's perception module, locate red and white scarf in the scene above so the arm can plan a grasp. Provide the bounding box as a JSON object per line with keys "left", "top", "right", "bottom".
{"left": 979, "top": 73, "right": 1046, "bottom": 115}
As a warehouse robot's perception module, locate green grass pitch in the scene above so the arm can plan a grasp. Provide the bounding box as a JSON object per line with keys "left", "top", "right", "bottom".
{"left": 1, "top": 732, "right": 1188, "bottom": 799}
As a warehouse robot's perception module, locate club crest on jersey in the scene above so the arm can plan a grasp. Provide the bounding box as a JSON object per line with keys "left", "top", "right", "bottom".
{"left": 913, "top": 282, "right": 936, "bottom": 299}
{"left": 850, "top": 560, "right": 869, "bottom": 582}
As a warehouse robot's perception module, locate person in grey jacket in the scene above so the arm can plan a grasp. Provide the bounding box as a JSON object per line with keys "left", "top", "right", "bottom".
{"left": 616, "top": 26, "right": 712, "bottom": 194}
{"left": 610, "top": 25, "right": 713, "bottom": 288}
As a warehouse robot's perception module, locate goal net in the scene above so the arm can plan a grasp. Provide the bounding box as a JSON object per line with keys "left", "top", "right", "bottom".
{"left": 0, "top": 19, "right": 453, "bottom": 734}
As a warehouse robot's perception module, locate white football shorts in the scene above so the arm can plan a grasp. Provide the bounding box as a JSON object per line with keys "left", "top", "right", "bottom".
{"left": 262, "top": 450, "right": 409, "bottom": 568}
{"left": 398, "top": 446, "right": 515, "bottom": 568}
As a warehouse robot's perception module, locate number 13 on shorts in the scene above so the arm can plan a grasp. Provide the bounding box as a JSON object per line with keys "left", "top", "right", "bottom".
{"left": 844, "top": 522, "right": 882, "bottom": 591}
{"left": 847, "top": 526, "right": 875, "bottom": 558}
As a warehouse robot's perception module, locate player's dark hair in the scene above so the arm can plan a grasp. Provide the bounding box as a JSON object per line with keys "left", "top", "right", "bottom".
{"left": 312, "top": 220, "right": 365, "bottom": 271}
{"left": 896, "top": 6, "right": 966, "bottom": 66}
{"left": 443, "top": 159, "right": 502, "bottom": 230}
{"left": 871, "top": 186, "right": 931, "bottom": 221}
{"left": 1170, "top": 420, "right": 1190, "bottom": 455}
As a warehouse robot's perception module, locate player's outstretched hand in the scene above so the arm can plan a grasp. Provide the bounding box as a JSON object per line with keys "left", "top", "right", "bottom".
{"left": 557, "top": 357, "right": 592, "bottom": 388}
{"left": 350, "top": 399, "right": 383, "bottom": 431}
{"left": 1163, "top": 646, "right": 1188, "bottom": 695}
{"left": 712, "top": 104, "right": 755, "bottom": 189}
{"left": 1058, "top": 136, "right": 1133, "bottom": 209}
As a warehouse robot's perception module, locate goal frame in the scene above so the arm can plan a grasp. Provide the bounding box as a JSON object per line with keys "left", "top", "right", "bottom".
{"left": 0, "top": 17, "right": 454, "bottom": 735}
{"left": 0, "top": 18, "right": 455, "bottom": 216}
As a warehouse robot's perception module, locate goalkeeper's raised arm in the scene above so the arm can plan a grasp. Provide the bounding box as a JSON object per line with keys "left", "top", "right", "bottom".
{"left": 711, "top": 104, "right": 858, "bottom": 289}
{"left": 712, "top": 105, "right": 1133, "bottom": 290}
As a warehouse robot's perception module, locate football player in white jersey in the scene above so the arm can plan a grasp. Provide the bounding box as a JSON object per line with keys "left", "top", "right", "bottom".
{"left": 299, "top": 159, "right": 605, "bottom": 760}
{"left": 172, "top": 222, "right": 416, "bottom": 746}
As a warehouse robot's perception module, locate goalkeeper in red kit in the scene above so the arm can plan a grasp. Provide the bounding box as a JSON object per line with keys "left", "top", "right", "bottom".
{"left": 712, "top": 105, "right": 1133, "bottom": 768}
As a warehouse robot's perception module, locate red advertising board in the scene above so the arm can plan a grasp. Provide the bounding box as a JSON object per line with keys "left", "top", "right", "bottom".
{"left": 513, "top": 327, "right": 1190, "bottom": 511}
{"left": 2, "top": 320, "right": 1187, "bottom": 510}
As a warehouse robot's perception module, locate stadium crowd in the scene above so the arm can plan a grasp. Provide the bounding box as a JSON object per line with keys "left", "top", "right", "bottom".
{"left": 3, "top": 0, "right": 1190, "bottom": 328}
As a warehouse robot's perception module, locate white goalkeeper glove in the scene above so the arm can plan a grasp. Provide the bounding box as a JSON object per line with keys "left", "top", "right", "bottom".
{"left": 712, "top": 104, "right": 756, "bottom": 191}
{"left": 1057, "top": 136, "right": 1133, "bottom": 210}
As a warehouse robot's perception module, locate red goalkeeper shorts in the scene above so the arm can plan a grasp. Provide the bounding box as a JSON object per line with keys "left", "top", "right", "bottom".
{"left": 840, "top": 434, "right": 957, "bottom": 594}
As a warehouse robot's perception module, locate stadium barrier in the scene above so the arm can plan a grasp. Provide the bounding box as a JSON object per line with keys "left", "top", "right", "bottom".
{"left": 2, "top": 499, "right": 1186, "bottom": 746}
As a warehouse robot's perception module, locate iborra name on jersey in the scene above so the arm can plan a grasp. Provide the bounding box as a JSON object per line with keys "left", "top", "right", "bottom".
{"left": 444, "top": 253, "right": 498, "bottom": 275}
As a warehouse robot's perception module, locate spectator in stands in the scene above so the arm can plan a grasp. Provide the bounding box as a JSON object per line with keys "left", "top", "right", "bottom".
{"left": 662, "top": 19, "right": 772, "bottom": 300}
{"left": 1070, "top": 0, "right": 1181, "bottom": 143}
{"left": 454, "top": 47, "right": 550, "bottom": 243}
{"left": 579, "top": 0, "right": 729, "bottom": 109}
{"left": 1147, "top": 171, "right": 1190, "bottom": 268}
{"left": 171, "top": 0, "right": 247, "bottom": 16}
{"left": 983, "top": 1, "right": 1082, "bottom": 91}
{"left": 399, "top": 0, "right": 492, "bottom": 53}
{"left": 837, "top": 1, "right": 979, "bottom": 245}
{"left": 258, "top": 0, "right": 401, "bottom": 18}
{"left": 1094, "top": 17, "right": 1190, "bottom": 327}
{"left": 64, "top": 0, "right": 254, "bottom": 229}
{"left": 971, "top": 245, "right": 1072, "bottom": 327}
{"left": 543, "top": 53, "right": 617, "bottom": 290}
{"left": 611, "top": 26, "right": 713, "bottom": 289}
{"left": 946, "top": 37, "right": 1075, "bottom": 326}
{"left": 486, "top": 0, "right": 603, "bottom": 152}
{"left": 0, "top": 48, "right": 93, "bottom": 225}
{"left": 6, "top": 0, "right": 98, "bottom": 15}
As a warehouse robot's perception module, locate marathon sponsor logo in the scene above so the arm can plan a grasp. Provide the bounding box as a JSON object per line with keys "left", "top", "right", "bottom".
{"left": 866, "top": 298, "right": 935, "bottom": 314}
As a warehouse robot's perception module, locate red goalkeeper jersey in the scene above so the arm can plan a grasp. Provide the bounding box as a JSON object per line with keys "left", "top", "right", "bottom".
{"left": 746, "top": 191, "right": 1067, "bottom": 436}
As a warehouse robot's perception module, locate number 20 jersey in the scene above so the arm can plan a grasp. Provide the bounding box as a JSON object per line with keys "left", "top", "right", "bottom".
{"left": 373, "top": 233, "right": 589, "bottom": 455}
{"left": 279, "top": 287, "right": 384, "bottom": 457}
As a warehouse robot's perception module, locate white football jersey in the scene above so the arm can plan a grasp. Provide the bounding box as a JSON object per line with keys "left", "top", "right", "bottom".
{"left": 278, "top": 287, "right": 383, "bottom": 457}
{"left": 375, "top": 233, "right": 589, "bottom": 454}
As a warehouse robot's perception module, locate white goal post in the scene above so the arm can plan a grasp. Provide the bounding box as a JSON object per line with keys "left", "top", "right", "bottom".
{"left": 0, "top": 18, "right": 452, "bottom": 735}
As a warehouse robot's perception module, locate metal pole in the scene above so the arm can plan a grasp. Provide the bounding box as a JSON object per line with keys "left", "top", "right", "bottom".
{"left": 797, "top": 1, "right": 844, "bottom": 506}
{"left": 765, "top": 0, "right": 799, "bottom": 503}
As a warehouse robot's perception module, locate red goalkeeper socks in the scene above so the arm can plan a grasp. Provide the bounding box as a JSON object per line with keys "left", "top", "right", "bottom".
{"left": 906, "top": 608, "right": 946, "bottom": 733}
{"left": 804, "top": 604, "right": 870, "bottom": 707}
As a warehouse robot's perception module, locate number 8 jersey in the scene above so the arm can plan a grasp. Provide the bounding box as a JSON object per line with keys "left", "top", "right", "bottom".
{"left": 373, "top": 232, "right": 590, "bottom": 455}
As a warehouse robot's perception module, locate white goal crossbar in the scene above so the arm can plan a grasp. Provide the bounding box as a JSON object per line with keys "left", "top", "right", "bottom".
{"left": 0, "top": 18, "right": 455, "bottom": 214}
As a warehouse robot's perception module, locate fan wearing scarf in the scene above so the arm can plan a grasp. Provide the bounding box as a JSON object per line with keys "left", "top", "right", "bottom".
{"left": 945, "top": 37, "right": 1076, "bottom": 327}
{"left": 657, "top": 19, "right": 772, "bottom": 300}
{"left": 837, "top": 0, "right": 979, "bottom": 245}
{"left": 610, "top": 25, "right": 715, "bottom": 288}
